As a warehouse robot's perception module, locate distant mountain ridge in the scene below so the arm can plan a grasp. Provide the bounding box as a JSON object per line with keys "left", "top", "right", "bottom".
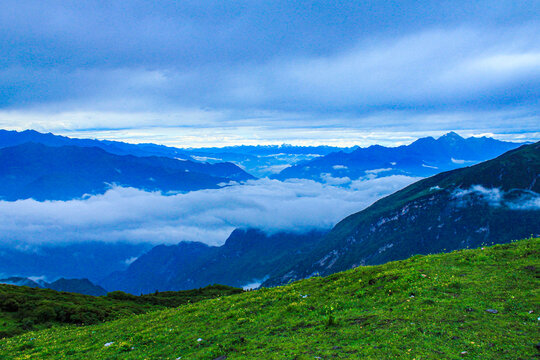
{"left": 0, "top": 129, "right": 193, "bottom": 160}
{"left": 273, "top": 132, "right": 522, "bottom": 181}
{"left": 0, "top": 142, "right": 254, "bottom": 201}
{"left": 0, "top": 277, "right": 106, "bottom": 296}
{"left": 0, "top": 242, "right": 151, "bottom": 284}
{"left": 264, "top": 142, "right": 540, "bottom": 286}
{"left": 102, "top": 228, "right": 327, "bottom": 294}
{"left": 0, "top": 129, "right": 354, "bottom": 178}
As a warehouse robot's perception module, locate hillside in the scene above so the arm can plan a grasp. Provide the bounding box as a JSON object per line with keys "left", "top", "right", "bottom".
{"left": 273, "top": 132, "right": 521, "bottom": 182}
{"left": 0, "top": 284, "right": 242, "bottom": 339}
{"left": 0, "top": 143, "right": 254, "bottom": 201}
{"left": 102, "top": 228, "right": 326, "bottom": 294}
{"left": 1, "top": 238, "right": 537, "bottom": 359}
{"left": 265, "top": 142, "right": 540, "bottom": 286}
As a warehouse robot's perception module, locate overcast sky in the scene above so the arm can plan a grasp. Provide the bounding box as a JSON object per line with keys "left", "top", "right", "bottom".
{"left": 1, "top": 1, "right": 539, "bottom": 147}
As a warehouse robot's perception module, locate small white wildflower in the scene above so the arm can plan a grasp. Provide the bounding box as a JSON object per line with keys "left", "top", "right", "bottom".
{"left": 197, "top": 338, "right": 203, "bottom": 342}
{"left": 104, "top": 342, "right": 114, "bottom": 347}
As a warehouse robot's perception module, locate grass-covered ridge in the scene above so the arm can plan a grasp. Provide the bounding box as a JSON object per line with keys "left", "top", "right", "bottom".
{"left": 0, "top": 284, "right": 242, "bottom": 339}
{"left": 1, "top": 238, "right": 538, "bottom": 359}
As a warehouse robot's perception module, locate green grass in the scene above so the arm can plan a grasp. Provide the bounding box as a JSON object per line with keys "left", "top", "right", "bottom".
{"left": 0, "top": 284, "right": 242, "bottom": 339}
{"left": 1, "top": 238, "right": 538, "bottom": 359}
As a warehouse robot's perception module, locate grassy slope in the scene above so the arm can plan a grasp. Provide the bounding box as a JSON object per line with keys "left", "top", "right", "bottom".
{"left": 1, "top": 238, "right": 538, "bottom": 359}
{"left": 0, "top": 285, "right": 242, "bottom": 339}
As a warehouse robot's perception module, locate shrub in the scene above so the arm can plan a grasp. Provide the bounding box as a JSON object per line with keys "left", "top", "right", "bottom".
{"left": 35, "top": 305, "right": 57, "bottom": 322}
{"left": 107, "top": 291, "right": 138, "bottom": 301}
{"left": 0, "top": 298, "right": 20, "bottom": 312}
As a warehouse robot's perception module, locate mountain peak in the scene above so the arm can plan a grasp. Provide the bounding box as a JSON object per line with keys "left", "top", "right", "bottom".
{"left": 439, "top": 131, "right": 463, "bottom": 141}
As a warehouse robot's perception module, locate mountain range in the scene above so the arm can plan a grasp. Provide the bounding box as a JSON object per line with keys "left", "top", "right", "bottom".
{"left": 264, "top": 141, "right": 540, "bottom": 286}
{"left": 0, "top": 129, "right": 536, "bottom": 296}
{"left": 273, "top": 132, "right": 522, "bottom": 181}
{"left": 0, "top": 142, "right": 253, "bottom": 201}
{"left": 0, "top": 129, "right": 194, "bottom": 160}
{"left": 102, "top": 228, "right": 326, "bottom": 294}
{"left": 0, "top": 130, "right": 525, "bottom": 184}
{"left": 0, "top": 277, "right": 106, "bottom": 296}
{"left": 98, "top": 142, "right": 539, "bottom": 292}
{"left": 0, "top": 129, "right": 352, "bottom": 178}
{"left": 0, "top": 242, "right": 151, "bottom": 283}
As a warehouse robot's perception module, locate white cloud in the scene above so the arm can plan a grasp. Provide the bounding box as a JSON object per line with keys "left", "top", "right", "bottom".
{"left": 124, "top": 257, "right": 138, "bottom": 265}
{"left": 332, "top": 165, "right": 348, "bottom": 170}
{"left": 365, "top": 168, "right": 393, "bottom": 175}
{"left": 453, "top": 185, "right": 502, "bottom": 206}
{"left": 451, "top": 158, "right": 466, "bottom": 164}
{"left": 451, "top": 158, "right": 476, "bottom": 165}
{"left": 320, "top": 173, "right": 351, "bottom": 185}
{"left": 0, "top": 177, "right": 420, "bottom": 248}
{"left": 507, "top": 191, "right": 540, "bottom": 210}
{"left": 259, "top": 164, "right": 291, "bottom": 175}
{"left": 453, "top": 185, "right": 540, "bottom": 210}
{"left": 191, "top": 156, "right": 223, "bottom": 162}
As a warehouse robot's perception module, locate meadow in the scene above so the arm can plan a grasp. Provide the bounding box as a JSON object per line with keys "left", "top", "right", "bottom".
{"left": 0, "top": 238, "right": 537, "bottom": 359}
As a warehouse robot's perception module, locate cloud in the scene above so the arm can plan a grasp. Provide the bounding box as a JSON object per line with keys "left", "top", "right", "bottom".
{"left": 365, "top": 168, "right": 393, "bottom": 175}
{"left": 332, "top": 165, "right": 348, "bottom": 170}
{"left": 506, "top": 191, "right": 540, "bottom": 210}
{"left": 124, "top": 257, "right": 138, "bottom": 266}
{"left": 320, "top": 173, "right": 352, "bottom": 186}
{"left": 5, "top": 26, "right": 539, "bottom": 114}
{"left": 0, "top": 177, "right": 420, "bottom": 248}
{"left": 453, "top": 185, "right": 540, "bottom": 209}
{"left": 0, "top": 4, "right": 539, "bottom": 146}
{"left": 265, "top": 164, "right": 292, "bottom": 174}
{"left": 453, "top": 185, "right": 502, "bottom": 206}
{"left": 451, "top": 158, "right": 466, "bottom": 164}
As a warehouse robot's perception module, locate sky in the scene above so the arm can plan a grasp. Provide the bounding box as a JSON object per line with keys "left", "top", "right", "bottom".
{"left": 0, "top": 1, "right": 539, "bottom": 147}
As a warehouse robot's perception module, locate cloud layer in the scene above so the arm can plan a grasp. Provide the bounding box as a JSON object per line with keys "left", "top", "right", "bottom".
{"left": 0, "top": 1, "right": 538, "bottom": 145}
{"left": 0, "top": 177, "right": 419, "bottom": 247}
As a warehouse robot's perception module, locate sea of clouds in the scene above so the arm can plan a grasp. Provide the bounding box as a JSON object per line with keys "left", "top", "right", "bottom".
{"left": 0, "top": 176, "right": 420, "bottom": 248}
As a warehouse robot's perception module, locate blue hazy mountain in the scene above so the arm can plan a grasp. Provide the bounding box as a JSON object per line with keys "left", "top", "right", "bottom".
{"left": 178, "top": 145, "right": 355, "bottom": 178}
{"left": 0, "top": 242, "right": 151, "bottom": 283}
{"left": 0, "top": 129, "right": 194, "bottom": 160}
{"left": 0, "top": 129, "right": 354, "bottom": 178}
{"left": 0, "top": 142, "right": 254, "bottom": 201}
{"left": 273, "top": 132, "right": 522, "bottom": 181}
{"left": 0, "top": 277, "right": 107, "bottom": 296}
{"left": 264, "top": 142, "right": 540, "bottom": 286}
{"left": 101, "top": 228, "right": 327, "bottom": 294}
